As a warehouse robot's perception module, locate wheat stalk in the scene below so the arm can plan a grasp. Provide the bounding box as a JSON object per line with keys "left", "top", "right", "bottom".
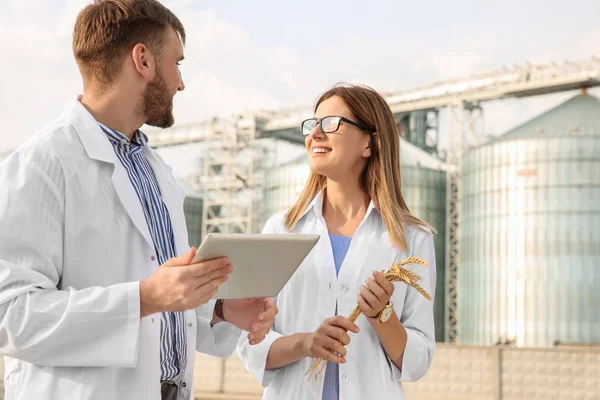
{"left": 305, "top": 257, "right": 431, "bottom": 380}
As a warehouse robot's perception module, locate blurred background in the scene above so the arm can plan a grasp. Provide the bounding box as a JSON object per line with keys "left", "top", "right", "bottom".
{"left": 1, "top": 0, "right": 599, "bottom": 399}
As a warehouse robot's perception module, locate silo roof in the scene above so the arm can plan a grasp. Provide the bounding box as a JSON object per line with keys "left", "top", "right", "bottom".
{"left": 493, "top": 92, "right": 600, "bottom": 143}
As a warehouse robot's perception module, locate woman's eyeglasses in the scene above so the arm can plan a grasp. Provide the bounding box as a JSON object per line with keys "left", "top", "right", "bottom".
{"left": 301, "top": 116, "right": 374, "bottom": 136}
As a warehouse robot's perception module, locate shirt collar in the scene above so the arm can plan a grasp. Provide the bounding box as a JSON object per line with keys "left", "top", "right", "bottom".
{"left": 98, "top": 122, "right": 148, "bottom": 153}
{"left": 299, "top": 188, "right": 379, "bottom": 222}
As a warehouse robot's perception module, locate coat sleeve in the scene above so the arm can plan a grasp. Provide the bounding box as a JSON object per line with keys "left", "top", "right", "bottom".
{"left": 0, "top": 153, "right": 141, "bottom": 367}
{"left": 195, "top": 300, "right": 242, "bottom": 358}
{"left": 388, "top": 227, "right": 437, "bottom": 382}
{"left": 236, "top": 214, "right": 286, "bottom": 387}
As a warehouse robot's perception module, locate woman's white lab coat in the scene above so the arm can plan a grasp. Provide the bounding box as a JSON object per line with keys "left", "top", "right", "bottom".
{"left": 237, "top": 192, "right": 436, "bottom": 400}
{"left": 0, "top": 99, "right": 241, "bottom": 400}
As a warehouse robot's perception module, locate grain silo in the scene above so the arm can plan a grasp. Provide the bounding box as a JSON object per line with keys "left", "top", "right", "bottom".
{"left": 459, "top": 91, "right": 600, "bottom": 347}
{"left": 177, "top": 178, "right": 204, "bottom": 247}
{"left": 261, "top": 154, "right": 311, "bottom": 228}
{"left": 261, "top": 138, "right": 448, "bottom": 342}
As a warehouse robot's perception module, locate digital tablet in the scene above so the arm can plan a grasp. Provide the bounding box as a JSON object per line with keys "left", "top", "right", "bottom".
{"left": 192, "top": 233, "right": 320, "bottom": 299}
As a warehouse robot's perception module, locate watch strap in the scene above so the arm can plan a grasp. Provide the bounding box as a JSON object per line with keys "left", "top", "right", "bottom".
{"left": 215, "top": 299, "right": 225, "bottom": 321}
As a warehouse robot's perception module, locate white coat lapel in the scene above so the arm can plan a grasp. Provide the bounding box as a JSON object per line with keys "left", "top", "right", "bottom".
{"left": 110, "top": 162, "right": 154, "bottom": 247}
{"left": 300, "top": 192, "right": 337, "bottom": 285}
{"left": 64, "top": 99, "right": 154, "bottom": 248}
{"left": 337, "top": 206, "right": 400, "bottom": 285}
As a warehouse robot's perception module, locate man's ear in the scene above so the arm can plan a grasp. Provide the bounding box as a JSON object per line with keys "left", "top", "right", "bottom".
{"left": 131, "top": 43, "right": 155, "bottom": 80}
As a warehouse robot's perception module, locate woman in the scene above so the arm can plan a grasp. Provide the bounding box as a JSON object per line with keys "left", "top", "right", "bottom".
{"left": 237, "top": 84, "right": 436, "bottom": 400}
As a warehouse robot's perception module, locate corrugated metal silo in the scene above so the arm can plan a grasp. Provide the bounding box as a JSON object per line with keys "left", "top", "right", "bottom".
{"left": 401, "top": 141, "right": 447, "bottom": 343}
{"left": 459, "top": 92, "right": 600, "bottom": 347}
{"left": 183, "top": 196, "right": 203, "bottom": 247}
{"left": 261, "top": 154, "right": 311, "bottom": 228}
{"left": 177, "top": 178, "right": 204, "bottom": 247}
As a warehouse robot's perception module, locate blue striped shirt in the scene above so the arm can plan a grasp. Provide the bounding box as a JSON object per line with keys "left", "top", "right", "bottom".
{"left": 99, "top": 123, "right": 186, "bottom": 383}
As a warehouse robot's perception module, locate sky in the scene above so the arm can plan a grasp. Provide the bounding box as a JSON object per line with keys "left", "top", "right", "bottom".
{"left": 1, "top": 0, "right": 599, "bottom": 159}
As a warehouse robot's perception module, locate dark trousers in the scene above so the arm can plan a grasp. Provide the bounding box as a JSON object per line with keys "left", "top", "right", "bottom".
{"left": 161, "top": 381, "right": 179, "bottom": 400}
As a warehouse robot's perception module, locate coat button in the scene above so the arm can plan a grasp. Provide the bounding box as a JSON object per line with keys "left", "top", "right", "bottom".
{"left": 342, "top": 373, "right": 349, "bottom": 382}
{"left": 151, "top": 317, "right": 155, "bottom": 323}
{"left": 188, "top": 322, "right": 193, "bottom": 328}
{"left": 151, "top": 255, "right": 156, "bottom": 261}
{"left": 182, "top": 382, "right": 187, "bottom": 388}
{"left": 341, "top": 284, "right": 349, "bottom": 292}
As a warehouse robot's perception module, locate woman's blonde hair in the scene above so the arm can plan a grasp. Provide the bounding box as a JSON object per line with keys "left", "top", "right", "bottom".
{"left": 284, "top": 83, "right": 432, "bottom": 251}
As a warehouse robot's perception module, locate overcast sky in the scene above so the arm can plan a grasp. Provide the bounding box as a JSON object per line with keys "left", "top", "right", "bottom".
{"left": 1, "top": 0, "right": 599, "bottom": 155}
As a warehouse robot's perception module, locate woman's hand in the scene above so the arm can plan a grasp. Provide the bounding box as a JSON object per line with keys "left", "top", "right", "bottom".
{"left": 358, "top": 270, "right": 395, "bottom": 318}
{"left": 301, "top": 316, "right": 359, "bottom": 364}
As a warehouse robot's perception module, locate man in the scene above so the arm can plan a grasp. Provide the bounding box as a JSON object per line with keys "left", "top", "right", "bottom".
{"left": 0, "top": 1, "right": 276, "bottom": 399}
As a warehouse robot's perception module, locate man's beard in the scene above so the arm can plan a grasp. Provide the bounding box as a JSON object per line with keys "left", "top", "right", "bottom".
{"left": 142, "top": 67, "right": 174, "bottom": 129}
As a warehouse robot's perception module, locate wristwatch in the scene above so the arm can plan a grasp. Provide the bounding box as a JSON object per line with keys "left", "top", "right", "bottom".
{"left": 377, "top": 301, "right": 394, "bottom": 324}
{"left": 215, "top": 299, "right": 225, "bottom": 321}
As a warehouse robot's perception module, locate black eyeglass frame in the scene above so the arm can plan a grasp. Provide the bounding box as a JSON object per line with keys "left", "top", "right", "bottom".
{"left": 301, "top": 115, "right": 374, "bottom": 136}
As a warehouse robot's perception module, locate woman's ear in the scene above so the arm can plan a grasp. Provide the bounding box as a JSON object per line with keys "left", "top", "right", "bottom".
{"left": 362, "top": 132, "right": 378, "bottom": 158}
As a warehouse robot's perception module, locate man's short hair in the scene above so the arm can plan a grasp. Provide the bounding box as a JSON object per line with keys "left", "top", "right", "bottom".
{"left": 73, "top": 0, "right": 185, "bottom": 90}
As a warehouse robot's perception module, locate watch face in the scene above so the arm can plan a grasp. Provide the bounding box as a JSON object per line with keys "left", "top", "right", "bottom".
{"left": 380, "top": 306, "right": 393, "bottom": 322}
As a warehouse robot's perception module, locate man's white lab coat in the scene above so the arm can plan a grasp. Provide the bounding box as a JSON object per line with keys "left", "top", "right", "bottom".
{"left": 0, "top": 99, "right": 241, "bottom": 400}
